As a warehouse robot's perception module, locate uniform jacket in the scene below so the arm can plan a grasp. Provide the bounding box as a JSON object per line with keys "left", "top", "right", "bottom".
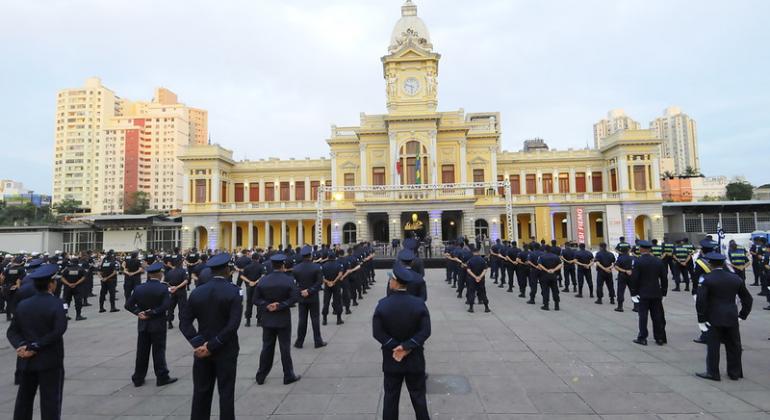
{"left": 372, "top": 291, "right": 431, "bottom": 374}
{"left": 629, "top": 254, "right": 668, "bottom": 298}
{"left": 292, "top": 261, "right": 323, "bottom": 302}
{"left": 179, "top": 276, "right": 242, "bottom": 356}
{"left": 254, "top": 271, "right": 298, "bottom": 329}
{"left": 125, "top": 279, "right": 171, "bottom": 333}
{"left": 7, "top": 292, "right": 68, "bottom": 371}
{"left": 696, "top": 268, "right": 752, "bottom": 326}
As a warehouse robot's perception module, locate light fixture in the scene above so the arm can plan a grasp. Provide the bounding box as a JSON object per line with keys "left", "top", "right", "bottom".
{"left": 626, "top": 215, "right": 633, "bottom": 220}
{"left": 334, "top": 223, "right": 339, "bottom": 227}
{"left": 433, "top": 218, "right": 439, "bottom": 222}
{"left": 357, "top": 220, "right": 362, "bottom": 224}
{"left": 392, "top": 219, "right": 397, "bottom": 224}
{"left": 449, "top": 221, "right": 455, "bottom": 226}
{"left": 492, "top": 218, "right": 498, "bottom": 224}
{"left": 596, "top": 218, "right": 603, "bottom": 223}
{"left": 333, "top": 192, "right": 344, "bottom": 201}
{"left": 562, "top": 219, "right": 567, "bottom": 223}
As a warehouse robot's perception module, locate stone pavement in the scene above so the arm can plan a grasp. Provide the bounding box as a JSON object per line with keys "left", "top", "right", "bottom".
{"left": 1, "top": 268, "right": 770, "bottom": 419}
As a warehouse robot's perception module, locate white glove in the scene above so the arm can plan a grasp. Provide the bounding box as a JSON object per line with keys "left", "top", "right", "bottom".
{"left": 662, "top": 297, "right": 666, "bottom": 303}
{"left": 693, "top": 294, "right": 697, "bottom": 302}
{"left": 698, "top": 322, "right": 710, "bottom": 332}
{"left": 631, "top": 296, "right": 640, "bottom": 304}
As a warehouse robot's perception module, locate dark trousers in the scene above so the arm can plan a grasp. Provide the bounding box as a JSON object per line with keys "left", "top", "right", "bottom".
{"left": 257, "top": 326, "right": 295, "bottom": 380}
{"left": 322, "top": 283, "right": 342, "bottom": 316}
{"left": 467, "top": 278, "right": 488, "bottom": 306}
{"left": 383, "top": 372, "right": 430, "bottom": 420}
{"left": 577, "top": 268, "right": 593, "bottom": 295}
{"left": 516, "top": 268, "right": 529, "bottom": 293}
{"left": 457, "top": 270, "right": 467, "bottom": 296}
{"left": 244, "top": 285, "right": 258, "bottom": 320}
{"left": 445, "top": 264, "right": 454, "bottom": 282}
{"left": 296, "top": 300, "right": 323, "bottom": 346}
{"left": 673, "top": 263, "right": 690, "bottom": 288}
{"left": 191, "top": 354, "right": 237, "bottom": 420}
{"left": 490, "top": 258, "right": 499, "bottom": 279}
{"left": 540, "top": 275, "right": 560, "bottom": 305}
{"left": 124, "top": 275, "right": 141, "bottom": 300}
{"left": 341, "top": 280, "right": 351, "bottom": 311}
{"left": 735, "top": 269, "right": 746, "bottom": 282}
{"left": 506, "top": 265, "right": 516, "bottom": 290}
{"left": 167, "top": 290, "right": 187, "bottom": 323}
{"left": 616, "top": 274, "right": 630, "bottom": 305}
{"left": 497, "top": 262, "right": 506, "bottom": 285}
{"left": 4, "top": 288, "right": 16, "bottom": 320}
{"left": 637, "top": 298, "right": 666, "bottom": 341}
{"left": 564, "top": 264, "right": 576, "bottom": 287}
{"left": 99, "top": 279, "right": 117, "bottom": 309}
{"left": 62, "top": 285, "right": 84, "bottom": 317}
{"left": 14, "top": 367, "right": 64, "bottom": 420}
{"left": 133, "top": 330, "right": 169, "bottom": 383}
{"left": 596, "top": 271, "right": 616, "bottom": 299}
{"left": 706, "top": 325, "right": 743, "bottom": 379}
{"left": 528, "top": 269, "right": 539, "bottom": 300}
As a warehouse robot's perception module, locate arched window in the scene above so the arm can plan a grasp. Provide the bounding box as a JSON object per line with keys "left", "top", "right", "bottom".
{"left": 398, "top": 140, "right": 429, "bottom": 185}
{"left": 474, "top": 219, "right": 489, "bottom": 239}
{"left": 342, "top": 222, "right": 357, "bottom": 244}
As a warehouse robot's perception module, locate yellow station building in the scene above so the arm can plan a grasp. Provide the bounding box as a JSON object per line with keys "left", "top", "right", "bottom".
{"left": 180, "top": 1, "right": 664, "bottom": 251}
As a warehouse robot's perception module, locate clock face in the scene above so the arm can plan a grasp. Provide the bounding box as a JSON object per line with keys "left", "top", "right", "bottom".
{"left": 403, "top": 77, "right": 420, "bottom": 96}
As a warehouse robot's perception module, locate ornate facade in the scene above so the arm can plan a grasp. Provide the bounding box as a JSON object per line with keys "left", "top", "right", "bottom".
{"left": 180, "top": 1, "right": 664, "bottom": 251}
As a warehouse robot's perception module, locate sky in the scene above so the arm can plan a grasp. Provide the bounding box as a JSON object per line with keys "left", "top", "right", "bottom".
{"left": 1, "top": 0, "right": 769, "bottom": 194}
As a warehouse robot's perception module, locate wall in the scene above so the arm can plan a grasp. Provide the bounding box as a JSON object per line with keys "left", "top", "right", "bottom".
{"left": 0, "top": 231, "right": 63, "bottom": 254}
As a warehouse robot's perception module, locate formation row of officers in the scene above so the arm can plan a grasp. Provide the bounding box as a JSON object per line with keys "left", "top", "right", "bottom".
{"left": 443, "top": 236, "right": 758, "bottom": 382}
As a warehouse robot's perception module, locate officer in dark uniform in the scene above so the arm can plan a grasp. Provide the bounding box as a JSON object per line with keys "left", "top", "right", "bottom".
{"left": 98, "top": 251, "right": 120, "bottom": 313}
{"left": 504, "top": 241, "right": 519, "bottom": 293}
{"left": 727, "top": 240, "right": 749, "bottom": 282}
{"left": 374, "top": 263, "right": 431, "bottom": 420}
{"left": 122, "top": 251, "right": 144, "bottom": 300}
{"left": 516, "top": 244, "right": 530, "bottom": 298}
{"left": 465, "top": 245, "right": 489, "bottom": 313}
{"left": 695, "top": 252, "right": 752, "bottom": 381}
{"left": 749, "top": 237, "right": 764, "bottom": 287}
{"left": 537, "top": 245, "right": 563, "bottom": 311}
{"left": 185, "top": 248, "right": 201, "bottom": 280}
{"left": 613, "top": 242, "right": 635, "bottom": 312}
{"left": 125, "top": 262, "right": 177, "bottom": 387}
{"left": 7, "top": 264, "right": 67, "bottom": 420}
{"left": 165, "top": 256, "right": 189, "bottom": 330}
{"left": 594, "top": 242, "right": 616, "bottom": 305}
{"left": 254, "top": 253, "right": 300, "bottom": 385}
{"left": 321, "top": 250, "right": 344, "bottom": 325}
{"left": 629, "top": 240, "right": 668, "bottom": 346}
{"left": 191, "top": 254, "right": 211, "bottom": 286}
{"left": 443, "top": 241, "right": 456, "bottom": 285}
{"left": 234, "top": 251, "right": 252, "bottom": 288}
{"left": 526, "top": 243, "right": 544, "bottom": 304}
{"left": 692, "top": 239, "right": 718, "bottom": 344}
{"left": 390, "top": 249, "right": 428, "bottom": 301}
{"left": 575, "top": 243, "right": 595, "bottom": 298}
{"left": 489, "top": 239, "right": 501, "bottom": 283}
{"left": 292, "top": 246, "right": 326, "bottom": 349}
{"left": 61, "top": 258, "right": 87, "bottom": 321}
{"left": 672, "top": 239, "right": 692, "bottom": 291}
{"left": 240, "top": 251, "right": 264, "bottom": 327}
{"left": 405, "top": 238, "right": 425, "bottom": 277}
{"left": 561, "top": 242, "right": 577, "bottom": 293}
{"left": 661, "top": 239, "right": 676, "bottom": 280}
{"left": 2, "top": 255, "right": 26, "bottom": 321}
{"left": 179, "top": 253, "right": 242, "bottom": 420}
{"left": 0, "top": 254, "right": 10, "bottom": 313}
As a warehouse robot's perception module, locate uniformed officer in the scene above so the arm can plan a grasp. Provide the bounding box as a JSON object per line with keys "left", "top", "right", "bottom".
{"left": 321, "top": 250, "right": 344, "bottom": 326}
{"left": 0, "top": 254, "right": 10, "bottom": 314}
{"left": 122, "top": 251, "right": 144, "bottom": 300}
{"left": 629, "top": 241, "right": 668, "bottom": 346}
{"left": 695, "top": 252, "right": 752, "bottom": 381}
{"left": 526, "top": 243, "right": 544, "bottom": 304}
{"left": 672, "top": 239, "right": 692, "bottom": 291}
{"left": 179, "top": 253, "right": 242, "bottom": 420}
{"left": 292, "top": 246, "right": 327, "bottom": 349}
{"left": 661, "top": 239, "right": 676, "bottom": 280}
{"left": 254, "top": 253, "right": 301, "bottom": 385}
{"left": 185, "top": 248, "right": 202, "bottom": 281}
{"left": 727, "top": 240, "right": 749, "bottom": 282}
{"left": 98, "top": 251, "right": 120, "bottom": 313}
{"left": 613, "top": 242, "right": 635, "bottom": 312}
{"left": 537, "top": 245, "right": 562, "bottom": 311}
{"left": 2, "top": 255, "right": 26, "bottom": 321}
{"left": 575, "top": 243, "right": 595, "bottom": 298}
{"left": 61, "top": 258, "right": 87, "bottom": 321}
{"left": 504, "top": 241, "right": 519, "bottom": 293}
{"left": 404, "top": 238, "right": 426, "bottom": 277}
{"left": 650, "top": 239, "right": 664, "bottom": 259}
{"left": 489, "top": 239, "right": 502, "bottom": 284}
{"left": 594, "top": 242, "right": 616, "bottom": 305}
{"left": 165, "top": 256, "right": 189, "bottom": 330}
{"left": 749, "top": 237, "right": 764, "bottom": 287}
{"left": 391, "top": 249, "right": 428, "bottom": 301}
{"left": 373, "top": 263, "right": 431, "bottom": 420}
{"left": 465, "top": 245, "right": 490, "bottom": 313}
{"left": 443, "top": 241, "right": 457, "bottom": 285}
{"left": 125, "top": 262, "right": 177, "bottom": 387}
{"left": 692, "top": 239, "right": 718, "bottom": 344}
{"left": 240, "top": 251, "right": 264, "bottom": 327}
{"left": 516, "top": 244, "right": 531, "bottom": 298}
{"left": 561, "top": 242, "right": 577, "bottom": 293}
{"left": 7, "top": 263, "right": 67, "bottom": 420}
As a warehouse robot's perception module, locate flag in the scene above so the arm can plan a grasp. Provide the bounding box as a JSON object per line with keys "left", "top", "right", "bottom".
{"left": 415, "top": 155, "right": 422, "bottom": 184}
{"left": 396, "top": 160, "right": 402, "bottom": 175}
{"left": 717, "top": 222, "right": 725, "bottom": 251}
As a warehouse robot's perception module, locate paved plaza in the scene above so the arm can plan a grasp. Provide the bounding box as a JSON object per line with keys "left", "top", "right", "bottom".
{"left": 1, "top": 268, "right": 770, "bottom": 419}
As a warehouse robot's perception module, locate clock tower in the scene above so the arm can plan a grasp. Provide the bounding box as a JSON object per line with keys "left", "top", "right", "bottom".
{"left": 383, "top": 1, "right": 440, "bottom": 115}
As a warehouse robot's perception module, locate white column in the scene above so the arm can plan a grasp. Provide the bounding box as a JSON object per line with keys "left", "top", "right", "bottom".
{"left": 429, "top": 130, "right": 438, "bottom": 184}
{"left": 519, "top": 169, "right": 526, "bottom": 195}
{"left": 264, "top": 220, "right": 270, "bottom": 247}
{"left": 281, "top": 220, "right": 287, "bottom": 247}
{"left": 212, "top": 172, "right": 221, "bottom": 203}
{"left": 298, "top": 220, "right": 304, "bottom": 245}
{"left": 183, "top": 174, "right": 190, "bottom": 203}
{"left": 651, "top": 159, "right": 661, "bottom": 190}
{"left": 247, "top": 221, "right": 254, "bottom": 249}
{"left": 330, "top": 152, "right": 338, "bottom": 189}
{"left": 459, "top": 139, "right": 468, "bottom": 182}
{"left": 258, "top": 178, "right": 265, "bottom": 202}
{"left": 584, "top": 211, "right": 592, "bottom": 247}
{"left": 230, "top": 222, "right": 237, "bottom": 250}
{"left": 389, "top": 132, "right": 399, "bottom": 185}
{"left": 552, "top": 170, "right": 559, "bottom": 193}
{"left": 569, "top": 168, "right": 576, "bottom": 194}
{"left": 289, "top": 177, "right": 296, "bottom": 201}
{"left": 603, "top": 168, "right": 610, "bottom": 192}
{"left": 512, "top": 213, "right": 519, "bottom": 243}
{"left": 490, "top": 146, "right": 498, "bottom": 190}
{"left": 587, "top": 167, "right": 594, "bottom": 193}
{"left": 618, "top": 157, "right": 629, "bottom": 192}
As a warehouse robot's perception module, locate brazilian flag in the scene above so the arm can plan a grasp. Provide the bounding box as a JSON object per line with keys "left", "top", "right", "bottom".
{"left": 415, "top": 155, "right": 422, "bottom": 184}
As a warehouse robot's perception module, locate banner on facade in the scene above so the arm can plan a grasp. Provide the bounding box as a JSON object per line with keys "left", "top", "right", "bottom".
{"left": 605, "top": 204, "right": 624, "bottom": 248}
{"left": 103, "top": 230, "right": 146, "bottom": 252}
{"left": 575, "top": 207, "right": 585, "bottom": 244}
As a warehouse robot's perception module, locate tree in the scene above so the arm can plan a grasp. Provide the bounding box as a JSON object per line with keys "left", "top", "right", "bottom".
{"left": 125, "top": 191, "right": 150, "bottom": 214}
{"left": 682, "top": 166, "right": 701, "bottom": 178}
{"left": 662, "top": 171, "right": 675, "bottom": 180}
{"left": 725, "top": 181, "right": 754, "bottom": 201}
{"left": 53, "top": 198, "right": 82, "bottom": 214}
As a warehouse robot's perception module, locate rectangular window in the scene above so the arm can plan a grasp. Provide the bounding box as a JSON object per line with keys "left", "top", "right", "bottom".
{"left": 525, "top": 174, "right": 536, "bottom": 194}
{"left": 633, "top": 165, "right": 647, "bottom": 191}
{"left": 497, "top": 175, "right": 505, "bottom": 195}
{"left": 558, "top": 172, "right": 569, "bottom": 193}
{"left": 591, "top": 171, "right": 603, "bottom": 192}
{"left": 325, "top": 180, "right": 332, "bottom": 200}
{"left": 441, "top": 164, "right": 455, "bottom": 184}
{"left": 372, "top": 167, "right": 385, "bottom": 186}
{"left": 542, "top": 174, "right": 553, "bottom": 194}
{"left": 194, "top": 179, "right": 206, "bottom": 203}
{"left": 234, "top": 183, "right": 244, "bottom": 202}
{"left": 221, "top": 181, "right": 227, "bottom": 203}
{"left": 509, "top": 175, "right": 520, "bottom": 195}
{"left": 280, "top": 182, "right": 290, "bottom": 201}
{"left": 344, "top": 173, "right": 355, "bottom": 199}
{"left": 311, "top": 181, "right": 320, "bottom": 200}
{"left": 575, "top": 172, "right": 586, "bottom": 193}
{"left": 473, "top": 169, "right": 484, "bottom": 195}
{"left": 295, "top": 181, "right": 305, "bottom": 201}
{"left": 610, "top": 169, "right": 618, "bottom": 192}
{"left": 264, "top": 182, "right": 274, "bottom": 201}
{"left": 249, "top": 182, "right": 259, "bottom": 202}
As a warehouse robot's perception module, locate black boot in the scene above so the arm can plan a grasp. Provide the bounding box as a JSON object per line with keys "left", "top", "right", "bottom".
{"left": 595, "top": 298, "right": 602, "bottom": 304}
{"left": 484, "top": 304, "right": 491, "bottom": 313}
{"left": 540, "top": 304, "right": 550, "bottom": 311}
{"left": 609, "top": 297, "right": 615, "bottom": 305}
{"left": 336, "top": 315, "right": 344, "bottom": 325}
{"left": 554, "top": 302, "right": 560, "bottom": 311}
{"left": 322, "top": 315, "right": 327, "bottom": 326}
{"left": 614, "top": 304, "right": 623, "bottom": 312}
{"left": 467, "top": 305, "right": 474, "bottom": 313}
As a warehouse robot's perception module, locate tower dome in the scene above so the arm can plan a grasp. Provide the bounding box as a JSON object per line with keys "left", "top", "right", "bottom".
{"left": 389, "top": 1, "right": 433, "bottom": 53}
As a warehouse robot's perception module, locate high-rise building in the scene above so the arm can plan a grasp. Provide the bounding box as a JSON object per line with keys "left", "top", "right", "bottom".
{"left": 593, "top": 109, "right": 641, "bottom": 148}
{"left": 650, "top": 106, "right": 699, "bottom": 176}
{"left": 52, "top": 78, "right": 207, "bottom": 214}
